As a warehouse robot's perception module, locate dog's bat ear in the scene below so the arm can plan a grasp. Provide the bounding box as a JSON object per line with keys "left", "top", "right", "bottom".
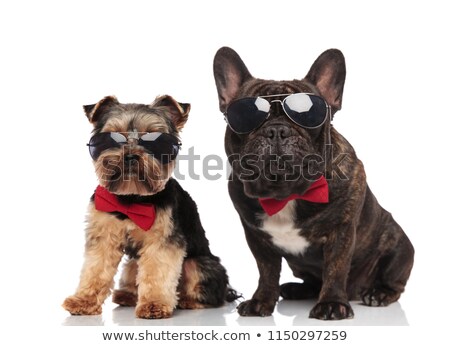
{"left": 213, "top": 47, "right": 253, "bottom": 113}
{"left": 83, "top": 96, "right": 119, "bottom": 123}
{"left": 304, "top": 49, "right": 346, "bottom": 113}
{"left": 152, "top": 95, "right": 190, "bottom": 130}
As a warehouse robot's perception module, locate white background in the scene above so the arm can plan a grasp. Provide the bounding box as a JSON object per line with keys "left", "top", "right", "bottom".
{"left": 1, "top": 0, "right": 449, "bottom": 344}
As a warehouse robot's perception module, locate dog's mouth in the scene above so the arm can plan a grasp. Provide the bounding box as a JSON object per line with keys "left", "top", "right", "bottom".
{"left": 234, "top": 152, "right": 324, "bottom": 199}
{"left": 94, "top": 152, "right": 174, "bottom": 196}
{"left": 231, "top": 131, "right": 325, "bottom": 199}
{"left": 242, "top": 176, "right": 312, "bottom": 199}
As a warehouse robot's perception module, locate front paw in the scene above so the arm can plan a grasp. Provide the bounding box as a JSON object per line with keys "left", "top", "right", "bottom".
{"left": 309, "top": 302, "right": 354, "bottom": 320}
{"left": 237, "top": 299, "right": 275, "bottom": 317}
{"left": 135, "top": 303, "right": 173, "bottom": 319}
{"left": 62, "top": 295, "right": 102, "bottom": 315}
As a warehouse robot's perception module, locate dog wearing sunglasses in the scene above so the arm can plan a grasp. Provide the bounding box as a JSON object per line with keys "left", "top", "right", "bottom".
{"left": 62, "top": 95, "right": 236, "bottom": 319}
{"left": 213, "top": 47, "right": 414, "bottom": 320}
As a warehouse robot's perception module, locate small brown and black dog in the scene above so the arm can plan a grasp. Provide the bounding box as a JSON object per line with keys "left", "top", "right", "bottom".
{"left": 63, "top": 95, "right": 235, "bottom": 319}
{"left": 213, "top": 47, "right": 414, "bottom": 320}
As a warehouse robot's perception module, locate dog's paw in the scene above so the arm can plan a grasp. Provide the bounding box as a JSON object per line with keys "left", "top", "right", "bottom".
{"left": 135, "top": 303, "right": 173, "bottom": 319}
{"left": 237, "top": 299, "right": 275, "bottom": 317}
{"left": 62, "top": 296, "right": 102, "bottom": 315}
{"left": 112, "top": 290, "right": 137, "bottom": 307}
{"left": 361, "top": 287, "right": 400, "bottom": 307}
{"left": 309, "top": 302, "right": 354, "bottom": 320}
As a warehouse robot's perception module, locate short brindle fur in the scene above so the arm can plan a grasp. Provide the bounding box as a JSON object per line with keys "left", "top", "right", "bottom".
{"left": 213, "top": 47, "right": 414, "bottom": 320}
{"left": 63, "top": 95, "right": 235, "bottom": 319}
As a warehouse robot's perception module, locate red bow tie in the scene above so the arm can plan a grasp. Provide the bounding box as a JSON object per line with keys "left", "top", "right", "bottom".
{"left": 94, "top": 185, "right": 156, "bottom": 231}
{"left": 258, "top": 176, "right": 329, "bottom": 216}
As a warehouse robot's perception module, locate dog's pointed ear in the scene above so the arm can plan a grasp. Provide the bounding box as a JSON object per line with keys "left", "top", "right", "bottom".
{"left": 213, "top": 47, "right": 253, "bottom": 113}
{"left": 152, "top": 95, "right": 190, "bottom": 130}
{"left": 84, "top": 96, "right": 119, "bottom": 123}
{"left": 304, "top": 49, "right": 346, "bottom": 113}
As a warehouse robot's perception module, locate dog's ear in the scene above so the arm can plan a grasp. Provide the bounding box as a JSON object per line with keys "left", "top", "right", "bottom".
{"left": 213, "top": 47, "right": 253, "bottom": 113}
{"left": 152, "top": 95, "right": 190, "bottom": 130}
{"left": 304, "top": 49, "right": 346, "bottom": 113}
{"left": 84, "top": 96, "right": 119, "bottom": 123}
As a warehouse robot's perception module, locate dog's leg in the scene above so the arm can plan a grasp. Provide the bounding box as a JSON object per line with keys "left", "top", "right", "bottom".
{"left": 134, "top": 243, "right": 185, "bottom": 319}
{"left": 178, "top": 256, "right": 229, "bottom": 309}
{"left": 178, "top": 258, "right": 206, "bottom": 309}
{"left": 237, "top": 224, "right": 282, "bottom": 317}
{"left": 112, "top": 258, "right": 138, "bottom": 307}
{"left": 130, "top": 207, "right": 185, "bottom": 319}
{"left": 63, "top": 210, "right": 125, "bottom": 315}
{"left": 309, "top": 225, "right": 355, "bottom": 320}
{"left": 361, "top": 222, "right": 414, "bottom": 307}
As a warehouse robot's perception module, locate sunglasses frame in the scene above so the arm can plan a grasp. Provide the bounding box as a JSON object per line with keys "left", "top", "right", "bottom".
{"left": 224, "top": 93, "right": 330, "bottom": 134}
{"left": 87, "top": 131, "right": 181, "bottom": 163}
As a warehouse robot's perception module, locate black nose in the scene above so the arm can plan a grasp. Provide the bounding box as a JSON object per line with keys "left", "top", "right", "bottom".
{"left": 124, "top": 154, "right": 140, "bottom": 164}
{"left": 263, "top": 124, "right": 292, "bottom": 140}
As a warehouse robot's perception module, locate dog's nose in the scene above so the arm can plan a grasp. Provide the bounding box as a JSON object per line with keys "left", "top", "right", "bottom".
{"left": 263, "top": 124, "right": 292, "bottom": 140}
{"left": 124, "top": 154, "right": 139, "bottom": 164}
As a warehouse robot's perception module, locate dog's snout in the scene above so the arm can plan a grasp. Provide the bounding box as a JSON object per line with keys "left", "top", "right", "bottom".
{"left": 263, "top": 124, "right": 292, "bottom": 140}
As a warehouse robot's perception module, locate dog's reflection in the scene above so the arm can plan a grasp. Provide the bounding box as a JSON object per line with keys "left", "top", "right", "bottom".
{"left": 62, "top": 315, "right": 104, "bottom": 326}
{"left": 62, "top": 299, "right": 407, "bottom": 326}
{"left": 276, "top": 299, "right": 409, "bottom": 326}
{"left": 110, "top": 302, "right": 238, "bottom": 326}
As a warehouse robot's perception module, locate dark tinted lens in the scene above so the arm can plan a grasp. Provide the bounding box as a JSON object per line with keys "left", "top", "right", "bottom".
{"left": 88, "top": 132, "right": 127, "bottom": 159}
{"left": 283, "top": 94, "right": 328, "bottom": 128}
{"left": 139, "top": 132, "right": 180, "bottom": 164}
{"left": 226, "top": 97, "right": 270, "bottom": 134}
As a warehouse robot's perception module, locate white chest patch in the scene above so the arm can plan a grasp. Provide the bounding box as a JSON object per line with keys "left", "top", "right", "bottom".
{"left": 259, "top": 201, "right": 309, "bottom": 255}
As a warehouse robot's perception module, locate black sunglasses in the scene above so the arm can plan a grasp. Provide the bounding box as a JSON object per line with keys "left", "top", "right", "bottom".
{"left": 224, "top": 93, "right": 329, "bottom": 134}
{"left": 87, "top": 131, "right": 181, "bottom": 164}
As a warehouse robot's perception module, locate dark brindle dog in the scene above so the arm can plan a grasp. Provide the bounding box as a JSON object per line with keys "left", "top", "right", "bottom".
{"left": 213, "top": 47, "right": 414, "bottom": 319}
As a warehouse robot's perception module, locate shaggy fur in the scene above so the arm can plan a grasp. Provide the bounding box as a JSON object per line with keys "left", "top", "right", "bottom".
{"left": 63, "top": 95, "right": 235, "bottom": 319}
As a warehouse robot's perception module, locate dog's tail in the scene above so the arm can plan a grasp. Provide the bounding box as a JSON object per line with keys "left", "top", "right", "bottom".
{"left": 225, "top": 286, "right": 243, "bottom": 303}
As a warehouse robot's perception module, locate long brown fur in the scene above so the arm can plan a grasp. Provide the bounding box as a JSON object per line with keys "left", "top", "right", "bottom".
{"left": 63, "top": 95, "right": 235, "bottom": 319}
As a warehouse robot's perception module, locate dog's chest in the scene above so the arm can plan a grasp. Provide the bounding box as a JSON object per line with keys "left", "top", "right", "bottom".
{"left": 259, "top": 201, "right": 309, "bottom": 255}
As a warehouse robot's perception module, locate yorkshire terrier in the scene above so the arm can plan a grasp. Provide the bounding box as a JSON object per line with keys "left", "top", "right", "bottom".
{"left": 63, "top": 95, "right": 236, "bottom": 319}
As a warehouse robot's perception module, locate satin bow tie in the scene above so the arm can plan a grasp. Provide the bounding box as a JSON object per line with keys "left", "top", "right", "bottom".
{"left": 258, "top": 176, "right": 329, "bottom": 216}
{"left": 94, "top": 185, "right": 156, "bottom": 231}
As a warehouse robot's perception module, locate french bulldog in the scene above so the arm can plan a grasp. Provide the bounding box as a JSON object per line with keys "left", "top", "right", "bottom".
{"left": 213, "top": 47, "right": 414, "bottom": 320}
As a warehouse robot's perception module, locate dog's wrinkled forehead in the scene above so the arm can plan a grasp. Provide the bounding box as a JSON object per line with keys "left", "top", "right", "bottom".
{"left": 99, "top": 104, "right": 175, "bottom": 134}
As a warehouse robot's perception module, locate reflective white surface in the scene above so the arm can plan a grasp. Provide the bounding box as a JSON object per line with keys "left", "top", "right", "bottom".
{"left": 61, "top": 297, "right": 408, "bottom": 327}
